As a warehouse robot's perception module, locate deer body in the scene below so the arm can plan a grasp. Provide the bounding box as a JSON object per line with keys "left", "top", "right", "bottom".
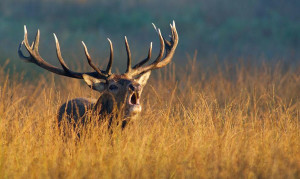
{"left": 57, "top": 98, "right": 97, "bottom": 124}
{"left": 57, "top": 74, "right": 149, "bottom": 127}
{"left": 18, "top": 22, "right": 178, "bottom": 128}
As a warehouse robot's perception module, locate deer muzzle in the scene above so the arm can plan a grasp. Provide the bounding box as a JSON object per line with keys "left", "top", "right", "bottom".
{"left": 127, "top": 91, "right": 141, "bottom": 114}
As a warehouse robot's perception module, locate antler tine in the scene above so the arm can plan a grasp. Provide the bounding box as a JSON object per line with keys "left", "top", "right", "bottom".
{"left": 151, "top": 28, "right": 165, "bottom": 64}
{"left": 165, "top": 21, "right": 176, "bottom": 48}
{"left": 133, "top": 42, "right": 152, "bottom": 69}
{"left": 18, "top": 26, "right": 32, "bottom": 61}
{"left": 105, "top": 38, "right": 113, "bottom": 74}
{"left": 33, "top": 29, "right": 40, "bottom": 51}
{"left": 81, "top": 41, "right": 107, "bottom": 77}
{"left": 21, "top": 25, "right": 34, "bottom": 61}
{"left": 53, "top": 33, "right": 71, "bottom": 72}
{"left": 124, "top": 36, "right": 132, "bottom": 73}
{"left": 23, "top": 25, "right": 29, "bottom": 49}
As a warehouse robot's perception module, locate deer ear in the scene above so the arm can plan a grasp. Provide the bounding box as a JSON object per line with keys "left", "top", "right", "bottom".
{"left": 135, "top": 71, "right": 151, "bottom": 86}
{"left": 82, "top": 74, "right": 106, "bottom": 92}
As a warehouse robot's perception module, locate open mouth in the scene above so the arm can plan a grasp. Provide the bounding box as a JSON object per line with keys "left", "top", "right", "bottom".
{"left": 129, "top": 92, "right": 140, "bottom": 105}
{"left": 127, "top": 92, "right": 142, "bottom": 115}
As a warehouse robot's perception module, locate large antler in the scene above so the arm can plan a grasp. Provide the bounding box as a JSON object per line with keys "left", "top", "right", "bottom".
{"left": 125, "top": 21, "right": 178, "bottom": 77}
{"left": 18, "top": 26, "right": 113, "bottom": 80}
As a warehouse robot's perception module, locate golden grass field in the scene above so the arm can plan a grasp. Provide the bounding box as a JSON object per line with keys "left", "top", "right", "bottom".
{"left": 0, "top": 58, "right": 299, "bottom": 178}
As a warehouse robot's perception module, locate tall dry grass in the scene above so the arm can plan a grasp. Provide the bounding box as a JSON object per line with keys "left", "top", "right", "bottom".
{"left": 0, "top": 58, "right": 299, "bottom": 178}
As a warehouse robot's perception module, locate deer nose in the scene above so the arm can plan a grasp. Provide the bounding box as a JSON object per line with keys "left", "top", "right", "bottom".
{"left": 129, "top": 84, "right": 135, "bottom": 91}
{"left": 129, "top": 84, "right": 141, "bottom": 91}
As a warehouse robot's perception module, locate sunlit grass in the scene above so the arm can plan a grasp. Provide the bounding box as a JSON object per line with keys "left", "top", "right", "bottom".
{"left": 0, "top": 59, "right": 299, "bottom": 178}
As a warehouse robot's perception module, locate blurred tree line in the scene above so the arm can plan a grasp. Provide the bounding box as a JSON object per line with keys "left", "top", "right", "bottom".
{"left": 0, "top": 0, "right": 299, "bottom": 67}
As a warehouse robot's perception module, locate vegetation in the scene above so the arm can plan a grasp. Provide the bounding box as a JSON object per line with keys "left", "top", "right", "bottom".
{"left": 0, "top": 58, "right": 299, "bottom": 178}
{"left": 0, "top": 0, "right": 299, "bottom": 178}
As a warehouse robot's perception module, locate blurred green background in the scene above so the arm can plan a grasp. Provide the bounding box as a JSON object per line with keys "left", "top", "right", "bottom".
{"left": 0, "top": 0, "right": 299, "bottom": 72}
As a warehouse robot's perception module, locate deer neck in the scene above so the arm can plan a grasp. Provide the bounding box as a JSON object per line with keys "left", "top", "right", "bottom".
{"left": 93, "top": 93, "right": 115, "bottom": 115}
{"left": 93, "top": 93, "right": 129, "bottom": 129}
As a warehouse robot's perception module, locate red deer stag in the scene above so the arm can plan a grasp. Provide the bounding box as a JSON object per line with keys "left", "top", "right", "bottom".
{"left": 18, "top": 21, "right": 178, "bottom": 128}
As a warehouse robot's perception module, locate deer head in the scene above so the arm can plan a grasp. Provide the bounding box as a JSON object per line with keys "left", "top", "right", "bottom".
{"left": 18, "top": 22, "right": 178, "bottom": 119}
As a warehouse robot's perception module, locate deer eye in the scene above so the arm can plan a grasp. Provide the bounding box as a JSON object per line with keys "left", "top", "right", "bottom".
{"left": 109, "top": 84, "right": 118, "bottom": 91}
